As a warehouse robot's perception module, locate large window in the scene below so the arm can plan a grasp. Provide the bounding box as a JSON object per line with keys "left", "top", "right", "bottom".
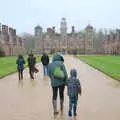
{"left": 88, "top": 41, "right": 92, "bottom": 48}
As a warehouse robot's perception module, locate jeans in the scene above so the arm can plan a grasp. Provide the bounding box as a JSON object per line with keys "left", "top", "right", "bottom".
{"left": 68, "top": 97, "right": 78, "bottom": 117}
{"left": 43, "top": 65, "right": 48, "bottom": 76}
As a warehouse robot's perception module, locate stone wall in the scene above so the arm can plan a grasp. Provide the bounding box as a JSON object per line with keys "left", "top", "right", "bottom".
{"left": 103, "top": 29, "right": 120, "bottom": 54}
{"left": 0, "top": 23, "right": 25, "bottom": 56}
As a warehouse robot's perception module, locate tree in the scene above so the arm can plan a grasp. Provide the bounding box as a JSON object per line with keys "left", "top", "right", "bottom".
{"left": 21, "top": 34, "right": 35, "bottom": 54}
{"left": 93, "top": 29, "right": 105, "bottom": 54}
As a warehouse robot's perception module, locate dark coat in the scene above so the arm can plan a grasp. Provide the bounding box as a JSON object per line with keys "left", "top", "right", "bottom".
{"left": 27, "top": 56, "right": 36, "bottom": 67}
{"left": 48, "top": 53, "right": 68, "bottom": 87}
{"left": 41, "top": 54, "right": 49, "bottom": 65}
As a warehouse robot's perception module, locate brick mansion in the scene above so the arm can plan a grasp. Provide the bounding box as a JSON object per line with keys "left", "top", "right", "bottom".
{"left": 1, "top": 18, "right": 120, "bottom": 56}
{"left": 34, "top": 18, "right": 120, "bottom": 54}
{"left": 34, "top": 18, "right": 94, "bottom": 54}
{"left": 0, "top": 23, "right": 25, "bottom": 56}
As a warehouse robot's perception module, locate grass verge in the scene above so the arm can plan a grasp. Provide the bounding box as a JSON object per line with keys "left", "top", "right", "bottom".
{"left": 0, "top": 56, "right": 41, "bottom": 78}
{"left": 77, "top": 55, "right": 120, "bottom": 81}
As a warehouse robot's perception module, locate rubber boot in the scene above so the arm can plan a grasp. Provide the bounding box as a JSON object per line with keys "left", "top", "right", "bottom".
{"left": 53, "top": 100, "right": 59, "bottom": 115}
{"left": 60, "top": 100, "right": 64, "bottom": 115}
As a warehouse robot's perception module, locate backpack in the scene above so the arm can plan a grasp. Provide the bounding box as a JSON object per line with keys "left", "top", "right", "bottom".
{"left": 52, "top": 65, "right": 65, "bottom": 80}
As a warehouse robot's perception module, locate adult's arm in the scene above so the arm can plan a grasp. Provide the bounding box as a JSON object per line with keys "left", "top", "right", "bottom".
{"left": 47, "top": 63, "right": 52, "bottom": 78}
{"left": 41, "top": 56, "right": 43, "bottom": 63}
{"left": 47, "top": 56, "right": 49, "bottom": 64}
{"left": 62, "top": 64, "right": 68, "bottom": 86}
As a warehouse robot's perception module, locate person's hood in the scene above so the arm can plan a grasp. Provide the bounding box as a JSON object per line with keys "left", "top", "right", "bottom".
{"left": 52, "top": 53, "right": 62, "bottom": 62}
{"left": 70, "top": 68, "right": 77, "bottom": 78}
{"left": 43, "top": 53, "right": 47, "bottom": 56}
{"left": 19, "top": 58, "right": 23, "bottom": 60}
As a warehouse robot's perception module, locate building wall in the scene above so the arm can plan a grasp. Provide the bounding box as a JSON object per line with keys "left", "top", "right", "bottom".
{"left": 34, "top": 25, "right": 94, "bottom": 54}
{"left": 0, "top": 23, "right": 25, "bottom": 56}
{"left": 103, "top": 30, "right": 120, "bottom": 54}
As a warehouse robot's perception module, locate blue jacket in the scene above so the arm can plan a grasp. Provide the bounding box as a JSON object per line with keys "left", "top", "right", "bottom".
{"left": 16, "top": 58, "right": 25, "bottom": 70}
{"left": 67, "top": 69, "right": 81, "bottom": 100}
{"left": 48, "top": 54, "right": 68, "bottom": 87}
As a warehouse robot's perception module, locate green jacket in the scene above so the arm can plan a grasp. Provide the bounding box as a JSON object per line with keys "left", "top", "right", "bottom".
{"left": 48, "top": 54, "right": 68, "bottom": 87}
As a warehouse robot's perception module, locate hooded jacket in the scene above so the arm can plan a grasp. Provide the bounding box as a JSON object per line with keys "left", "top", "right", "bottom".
{"left": 41, "top": 53, "right": 49, "bottom": 65}
{"left": 68, "top": 69, "right": 81, "bottom": 99}
{"left": 48, "top": 53, "right": 68, "bottom": 87}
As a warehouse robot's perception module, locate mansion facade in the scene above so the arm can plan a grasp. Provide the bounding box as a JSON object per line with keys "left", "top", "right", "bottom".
{"left": 34, "top": 18, "right": 94, "bottom": 54}
{"left": 0, "top": 23, "right": 25, "bottom": 56}
{"left": 103, "top": 29, "right": 120, "bottom": 54}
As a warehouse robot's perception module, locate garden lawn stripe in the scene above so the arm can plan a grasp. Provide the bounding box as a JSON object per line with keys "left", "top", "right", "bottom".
{"left": 78, "top": 55, "right": 120, "bottom": 81}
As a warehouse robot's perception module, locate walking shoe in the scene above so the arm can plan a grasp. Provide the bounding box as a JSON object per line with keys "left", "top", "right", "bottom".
{"left": 60, "top": 100, "right": 64, "bottom": 116}
{"left": 54, "top": 111, "right": 59, "bottom": 116}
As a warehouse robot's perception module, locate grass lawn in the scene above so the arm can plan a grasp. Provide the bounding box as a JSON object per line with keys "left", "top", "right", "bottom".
{"left": 77, "top": 55, "right": 120, "bottom": 81}
{"left": 0, "top": 56, "right": 41, "bottom": 78}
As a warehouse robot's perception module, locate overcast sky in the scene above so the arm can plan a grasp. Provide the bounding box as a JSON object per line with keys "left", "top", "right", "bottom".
{"left": 0, "top": 0, "right": 120, "bottom": 34}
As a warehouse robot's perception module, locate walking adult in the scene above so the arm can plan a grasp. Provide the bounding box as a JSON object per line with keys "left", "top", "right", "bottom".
{"left": 27, "top": 54, "right": 38, "bottom": 80}
{"left": 41, "top": 53, "right": 49, "bottom": 76}
{"left": 48, "top": 53, "right": 68, "bottom": 115}
{"left": 16, "top": 55, "right": 25, "bottom": 80}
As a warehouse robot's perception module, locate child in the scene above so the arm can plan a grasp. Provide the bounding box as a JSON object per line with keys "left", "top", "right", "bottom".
{"left": 16, "top": 55, "right": 25, "bottom": 80}
{"left": 67, "top": 68, "right": 81, "bottom": 119}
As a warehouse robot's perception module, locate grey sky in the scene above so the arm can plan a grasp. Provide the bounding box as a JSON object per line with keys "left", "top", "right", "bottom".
{"left": 0, "top": 0, "right": 120, "bottom": 34}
